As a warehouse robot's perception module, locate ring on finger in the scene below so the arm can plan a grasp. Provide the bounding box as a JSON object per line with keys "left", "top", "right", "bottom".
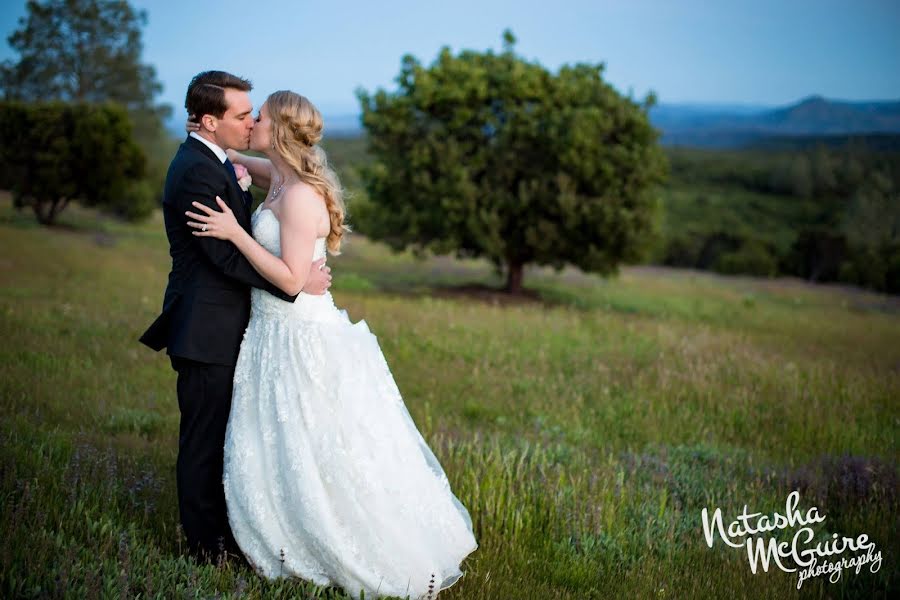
{"left": 202, "top": 224, "right": 208, "bottom": 232}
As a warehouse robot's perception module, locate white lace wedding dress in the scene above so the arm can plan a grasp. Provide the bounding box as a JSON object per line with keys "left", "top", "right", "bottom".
{"left": 222, "top": 205, "right": 477, "bottom": 599}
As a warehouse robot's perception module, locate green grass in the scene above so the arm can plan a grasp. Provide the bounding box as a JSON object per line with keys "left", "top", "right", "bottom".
{"left": 1, "top": 194, "right": 898, "bottom": 599}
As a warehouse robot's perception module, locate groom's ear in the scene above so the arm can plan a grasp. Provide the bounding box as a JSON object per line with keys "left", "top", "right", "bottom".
{"left": 200, "top": 114, "right": 218, "bottom": 132}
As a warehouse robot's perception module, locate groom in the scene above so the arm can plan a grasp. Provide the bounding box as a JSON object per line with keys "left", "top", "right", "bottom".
{"left": 139, "top": 70, "right": 332, "bottom": 564}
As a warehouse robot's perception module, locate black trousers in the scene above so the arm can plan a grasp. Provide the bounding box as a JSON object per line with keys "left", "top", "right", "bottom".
{"left": 170, "top": 355, "right": 242, "bottom": 562}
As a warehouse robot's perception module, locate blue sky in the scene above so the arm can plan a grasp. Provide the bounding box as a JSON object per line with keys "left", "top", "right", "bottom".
{"left": 1, "top": 0, "right": 899, "bottom": 121}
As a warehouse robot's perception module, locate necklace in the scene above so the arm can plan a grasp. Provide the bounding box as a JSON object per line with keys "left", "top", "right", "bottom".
{"left": 270, "top": 179, "right": 287, "bottom": 201}
{"left": 270, "top": 170, "right": 294, "bottom": 201}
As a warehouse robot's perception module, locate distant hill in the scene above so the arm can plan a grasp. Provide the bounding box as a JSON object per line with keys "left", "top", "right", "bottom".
{"left": 651, "top": 96, "right": 900, "bottom": 147}
{"left": 164, "top": 96, "right": 900, "bottom": 147}
{"left": 318, "top": 96, "right": 900, "bottom": 146}
{"left": 324, "top": 113, "right": 364, "bottom": 136}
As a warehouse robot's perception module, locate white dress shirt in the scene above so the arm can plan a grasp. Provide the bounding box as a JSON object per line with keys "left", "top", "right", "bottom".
{"left": 189, "top": 131, "right": 228, "bottom": 164}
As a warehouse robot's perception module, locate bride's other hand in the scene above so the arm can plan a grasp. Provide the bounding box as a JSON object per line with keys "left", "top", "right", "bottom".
{"left": 303, "top": 258, "right": 332, "bottom": 295}
{"left": 186, "top": 197, "right": 243, "bottom": 241}
{"left": 185, "top": 114, "right": 200, "bottom": 133}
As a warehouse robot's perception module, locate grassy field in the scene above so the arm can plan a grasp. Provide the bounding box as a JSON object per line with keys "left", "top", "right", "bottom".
{"left": 1, "top": 193, "right": 898, "bottom": 599}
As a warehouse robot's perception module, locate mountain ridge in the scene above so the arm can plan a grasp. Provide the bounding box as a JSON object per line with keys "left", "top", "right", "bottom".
{"left": 650, "top": 95, "right": 900, "bottom": 146}
{"left": 165, "top": 96, "right": 900, "bottom": 145}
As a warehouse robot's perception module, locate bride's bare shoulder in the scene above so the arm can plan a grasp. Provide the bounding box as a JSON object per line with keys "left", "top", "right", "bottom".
{"left": 283, "top": 181, "right": 326, "bottom": 210}
{"left": 281, "top": 182, "right": 329, "bottom": 234}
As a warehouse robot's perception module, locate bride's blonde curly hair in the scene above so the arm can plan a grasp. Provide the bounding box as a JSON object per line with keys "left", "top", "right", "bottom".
{"left": 267, "top": 90, "right": 349, "bottom": 255}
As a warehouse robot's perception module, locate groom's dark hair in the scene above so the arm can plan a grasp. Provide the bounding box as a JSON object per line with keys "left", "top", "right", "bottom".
{"left": 185, "top": 70, "right": 253, "bottom": 120}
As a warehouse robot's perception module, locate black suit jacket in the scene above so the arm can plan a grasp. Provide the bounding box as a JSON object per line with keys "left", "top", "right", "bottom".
{"left": 140, "top": 136, "right": 298, "bottom": 365}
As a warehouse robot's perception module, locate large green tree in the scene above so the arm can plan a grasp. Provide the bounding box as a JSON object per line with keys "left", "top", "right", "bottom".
{"left": 0, "top": 0, "right": 173, "bottom": 224}
{"left": 0, "top": 101, "right": 145, "bottom": 224}
{"left": 357, "top": 32, "right": 668, "bottom": 293}
{"left": 0, "top": 0, "right": 167, "bottom": 122}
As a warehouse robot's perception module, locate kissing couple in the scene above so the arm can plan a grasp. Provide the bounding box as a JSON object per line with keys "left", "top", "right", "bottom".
{"left": 140, "top": 70, "right": 477, "bottom": 599}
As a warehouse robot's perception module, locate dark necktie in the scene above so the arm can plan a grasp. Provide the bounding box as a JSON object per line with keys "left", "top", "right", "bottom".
{"left": 223, "top": 157, "right": 251, "bottom": 210}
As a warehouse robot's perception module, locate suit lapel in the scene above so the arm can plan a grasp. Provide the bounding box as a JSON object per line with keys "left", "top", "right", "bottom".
{"left": 184, "top": 137, "right": 252, "bottom": 229}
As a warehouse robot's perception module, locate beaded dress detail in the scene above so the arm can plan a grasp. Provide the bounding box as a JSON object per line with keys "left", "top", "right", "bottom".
{"left": 222, "top": 204, "right": 477, "bottom": 599}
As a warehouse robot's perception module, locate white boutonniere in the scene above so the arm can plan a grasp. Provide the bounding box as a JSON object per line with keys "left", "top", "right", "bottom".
{"left": 233, "top": 163, "right": 252, "bottom": 192}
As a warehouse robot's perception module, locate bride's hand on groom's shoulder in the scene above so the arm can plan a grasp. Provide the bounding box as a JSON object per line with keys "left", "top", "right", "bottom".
{"left": 186, "top": 197, "right": 242, "bottom": 241}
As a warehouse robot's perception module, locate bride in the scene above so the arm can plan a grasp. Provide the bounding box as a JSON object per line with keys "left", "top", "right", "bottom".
{"left": 183, "top": 91, "right": 477, "bottom": 599}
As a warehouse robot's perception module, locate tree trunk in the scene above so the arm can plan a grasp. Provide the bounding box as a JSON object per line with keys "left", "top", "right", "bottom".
{"left": 505, "top": 260, "right": 524, "bottom": 294}
{"left": 33, "top": 197, "right": 69, "bottom": 225}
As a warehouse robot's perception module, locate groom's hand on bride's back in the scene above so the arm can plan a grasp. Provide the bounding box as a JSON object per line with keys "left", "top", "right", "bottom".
{"left": 302, "top": 258, "right": 332, "bottom": 295}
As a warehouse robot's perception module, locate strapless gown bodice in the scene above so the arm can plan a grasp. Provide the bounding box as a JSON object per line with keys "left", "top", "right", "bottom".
{"left": 249, "top": 204, "right": 341, "bottom": 324}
